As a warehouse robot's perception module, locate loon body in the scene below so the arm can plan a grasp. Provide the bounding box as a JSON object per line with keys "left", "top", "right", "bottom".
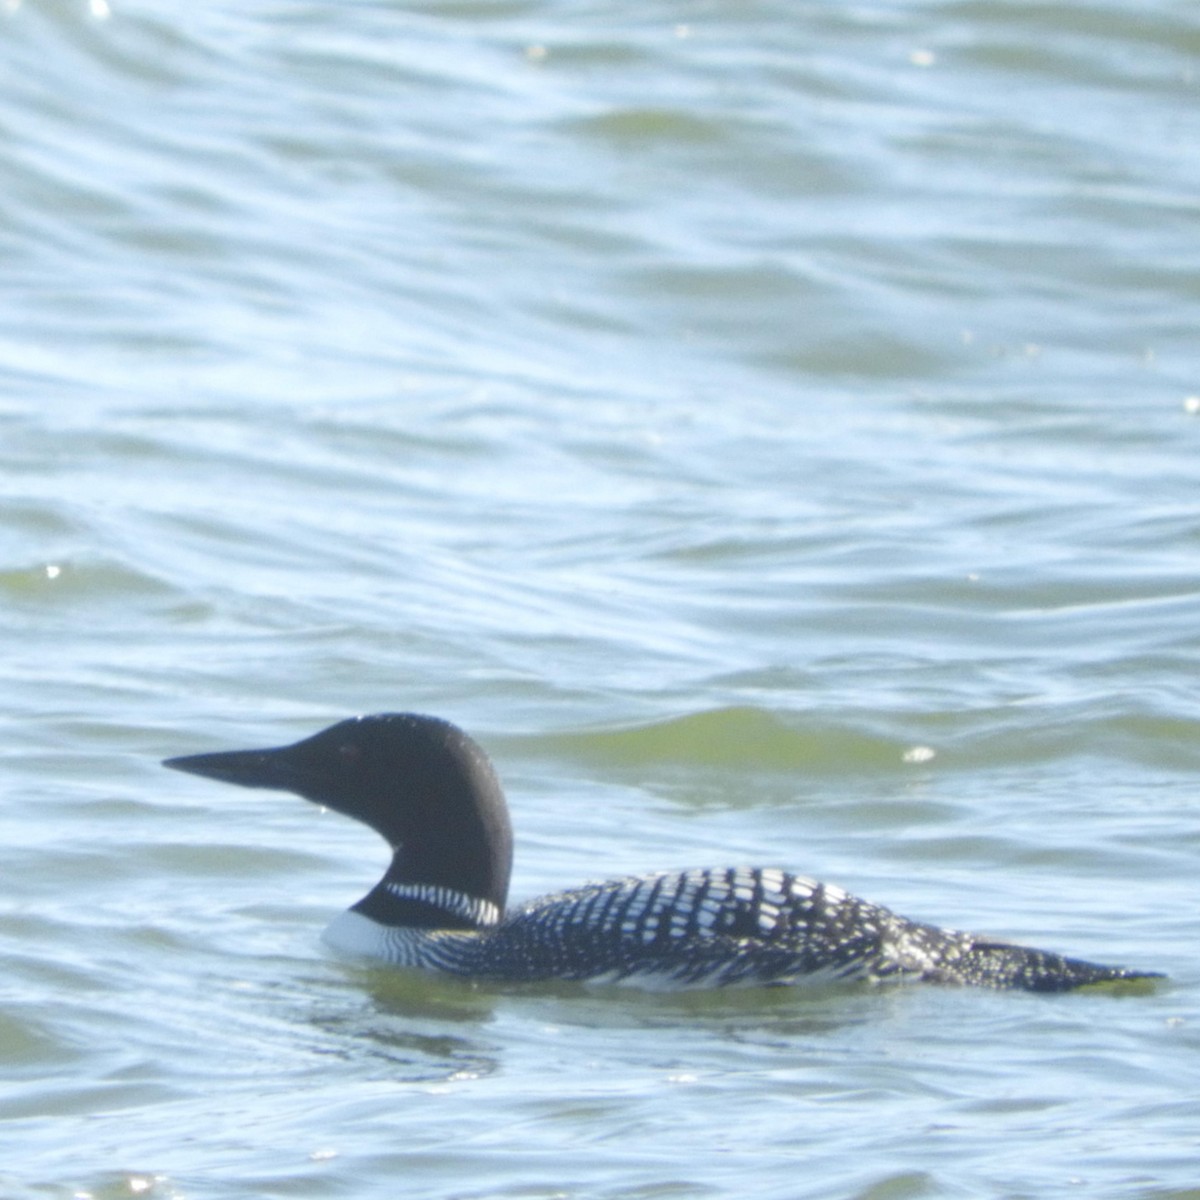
{"left": 163, "top": 713, "right": 1159, "bottom": 993}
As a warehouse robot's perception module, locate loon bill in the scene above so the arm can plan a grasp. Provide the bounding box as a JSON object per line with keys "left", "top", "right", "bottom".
{"left": 163, "top": 713, "right": 1161, "bottom": 993}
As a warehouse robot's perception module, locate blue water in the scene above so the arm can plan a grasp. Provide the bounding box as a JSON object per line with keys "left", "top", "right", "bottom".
{"left": 2, "top": 1, "right": 1198, "bottom": 1197}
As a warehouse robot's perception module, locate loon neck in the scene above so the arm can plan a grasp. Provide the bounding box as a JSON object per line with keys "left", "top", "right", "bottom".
{"left": 367, "top": 767, "right": 513, "bottom": 918}
{"left": 353, "top": 838, "right": 509, "bottom": 930}
{"left": 329, "top": 714, "right": 515, "bottom": 922}
{"left": 352, "top": 874, "right": 503, "bottom": 930}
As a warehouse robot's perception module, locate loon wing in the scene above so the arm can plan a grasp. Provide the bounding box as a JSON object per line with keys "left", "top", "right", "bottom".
{"left": 464, "top": 867, "right": 907, "bottom": 987}
{"left": 454, "top": 867, "right": 1156, "bottom": 992}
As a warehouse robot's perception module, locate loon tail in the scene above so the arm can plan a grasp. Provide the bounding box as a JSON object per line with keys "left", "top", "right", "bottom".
{"left": 927, "top": 937, "right": 1162, "bottom": 993}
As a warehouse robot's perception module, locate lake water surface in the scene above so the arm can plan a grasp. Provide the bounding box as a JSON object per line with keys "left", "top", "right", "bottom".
{"left": 2, "top": 1, "right": 1199, "bottom": 1197}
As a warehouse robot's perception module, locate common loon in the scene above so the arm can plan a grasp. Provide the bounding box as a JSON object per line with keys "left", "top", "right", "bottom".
{"left": 163, "top": 713, "right": 1159, "bottom": 992}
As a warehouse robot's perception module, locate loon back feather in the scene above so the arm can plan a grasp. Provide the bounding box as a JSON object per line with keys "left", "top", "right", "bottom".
{"left": 163, "top": 712, "right": 1162, "bottom": 994}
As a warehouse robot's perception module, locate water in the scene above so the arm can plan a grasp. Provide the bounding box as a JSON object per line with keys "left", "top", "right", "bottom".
{"left": 2, "top": 0, "right": 1199, "bottom": 1196}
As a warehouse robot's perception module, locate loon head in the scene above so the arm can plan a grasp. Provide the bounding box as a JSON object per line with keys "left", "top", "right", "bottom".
{"left": 164, "top": 713, "right": 514, "bottom": 914}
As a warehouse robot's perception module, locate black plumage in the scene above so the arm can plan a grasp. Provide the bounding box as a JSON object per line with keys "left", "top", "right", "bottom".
{"left": 164, "top": 713, "right": 1160, "bottom": 993}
